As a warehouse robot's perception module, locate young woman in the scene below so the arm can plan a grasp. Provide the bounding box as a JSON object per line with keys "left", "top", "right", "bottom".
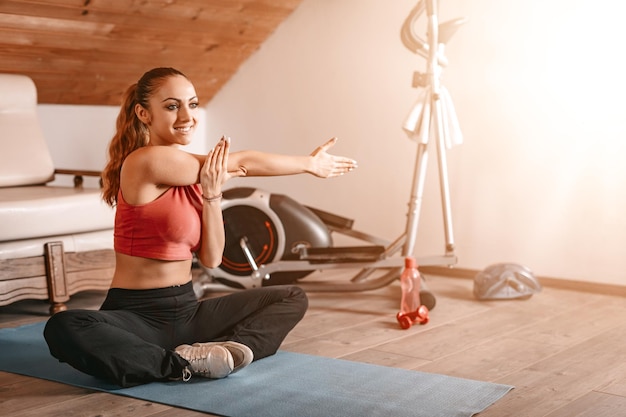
{"left": 43, "top": 67, "right": 357, "bottom": 387}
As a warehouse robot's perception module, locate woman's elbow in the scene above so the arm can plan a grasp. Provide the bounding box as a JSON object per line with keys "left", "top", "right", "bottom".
{"left": 198, "top": 254, "right": 222, "bottom": 269}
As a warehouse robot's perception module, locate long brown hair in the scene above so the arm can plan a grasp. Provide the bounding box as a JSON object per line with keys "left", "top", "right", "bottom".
{"left": 101, "top": 67, "right": 188, "bottom": 206}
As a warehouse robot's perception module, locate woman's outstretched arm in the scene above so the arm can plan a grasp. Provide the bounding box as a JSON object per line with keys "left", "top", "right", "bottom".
{"left": 194, "top": 137, "right": 358, "bottom": 179}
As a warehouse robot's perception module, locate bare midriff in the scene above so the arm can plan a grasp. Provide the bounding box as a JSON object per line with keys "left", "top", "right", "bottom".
{"left": 109, "top": 252, "right": 193, "bottom": 289}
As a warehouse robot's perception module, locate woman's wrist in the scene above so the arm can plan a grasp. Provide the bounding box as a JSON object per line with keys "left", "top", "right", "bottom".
{"left": 202, "top": 193, "right": 223, "bottom": 203}
{"left": 304, "top": 155, "right": 315, "bottom": 175}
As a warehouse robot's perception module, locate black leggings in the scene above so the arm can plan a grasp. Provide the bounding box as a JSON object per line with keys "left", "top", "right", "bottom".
{"left": 43, "top": 283, "right": 308, "bottom": 387}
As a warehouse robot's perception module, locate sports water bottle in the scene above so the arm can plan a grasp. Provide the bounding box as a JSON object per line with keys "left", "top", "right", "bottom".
{"left": 396, "top": 256, "right": 429, "bottom": 329}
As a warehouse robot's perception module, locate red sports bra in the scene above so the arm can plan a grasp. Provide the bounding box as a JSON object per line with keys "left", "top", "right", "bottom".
{"left": 114, "top": 184, "right": 203, "bottom": 260}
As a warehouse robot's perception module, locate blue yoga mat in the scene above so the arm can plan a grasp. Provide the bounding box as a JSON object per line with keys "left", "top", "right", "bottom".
{"left": 0, "top": 322, "right": 512, "bottom": 417}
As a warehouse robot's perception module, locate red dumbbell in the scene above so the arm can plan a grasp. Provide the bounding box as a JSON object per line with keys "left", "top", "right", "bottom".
{"left": 396, "top": 304, "right": 429, "bottom": 329}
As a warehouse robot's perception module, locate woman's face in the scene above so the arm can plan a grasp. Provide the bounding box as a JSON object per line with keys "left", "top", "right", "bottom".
{"left": 138, "top": 75, "right": 200, "bottom": 147}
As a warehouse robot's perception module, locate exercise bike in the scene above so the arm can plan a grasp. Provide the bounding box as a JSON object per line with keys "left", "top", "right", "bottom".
{"left": 194, "top": 0, "right": 466, "bottom": 311}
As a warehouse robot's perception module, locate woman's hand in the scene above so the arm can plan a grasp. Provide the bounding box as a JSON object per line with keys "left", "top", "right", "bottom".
{"left": 201, "top": 136, "right": 232, "bottom": 198}
{"left": 308, "top": 137, "right": 358, "bottom": 178}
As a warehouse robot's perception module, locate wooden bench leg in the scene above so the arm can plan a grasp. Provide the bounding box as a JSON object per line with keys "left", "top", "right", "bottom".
{"left": 44, "top": 241, "right": 69, "bottom": 315}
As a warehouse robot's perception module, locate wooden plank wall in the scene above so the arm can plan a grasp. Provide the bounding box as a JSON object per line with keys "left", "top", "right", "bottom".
{"left": 0, "top": 0, "right": 302, "bottom": 105}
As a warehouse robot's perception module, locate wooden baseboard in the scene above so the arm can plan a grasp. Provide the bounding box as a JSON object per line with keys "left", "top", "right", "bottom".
{"left": 420, "top": 266, "right": 626, "bottom": 298}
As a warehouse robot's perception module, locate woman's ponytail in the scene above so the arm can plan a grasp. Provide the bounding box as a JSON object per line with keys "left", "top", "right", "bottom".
{"left": 101, "top": 83, "right": 148, "bottom": 206}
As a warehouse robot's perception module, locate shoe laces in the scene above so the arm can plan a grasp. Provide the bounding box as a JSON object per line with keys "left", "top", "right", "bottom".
{"left": 176, "top": 343, "right": 233, "bottom": 379}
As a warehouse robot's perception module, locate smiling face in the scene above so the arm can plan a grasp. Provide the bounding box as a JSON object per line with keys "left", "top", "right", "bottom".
{"left": 135, "top": 74, "right": 200, "bottom": 147}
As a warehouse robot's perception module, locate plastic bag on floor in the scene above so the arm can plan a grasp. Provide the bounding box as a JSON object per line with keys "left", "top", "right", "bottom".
{"left": 474, "top": 263, "right": 541, "bottom": 300}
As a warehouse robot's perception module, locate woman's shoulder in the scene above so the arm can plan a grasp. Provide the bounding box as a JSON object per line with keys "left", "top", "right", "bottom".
{"left": 122, "top": 146, "right": 201, "bottom": 190}
{"left": 126, "top": 145, "right": 186, "bottom": 162}
{"left": 123, "top": 146, "right": 196, "bottom": 172}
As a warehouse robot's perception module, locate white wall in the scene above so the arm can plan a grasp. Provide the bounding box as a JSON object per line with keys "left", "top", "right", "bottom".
{"left": 204, "top": 0, "right": 626, "bottom": 286}
{"left": 38, "top": 104, "right": 116, "bottom": 187}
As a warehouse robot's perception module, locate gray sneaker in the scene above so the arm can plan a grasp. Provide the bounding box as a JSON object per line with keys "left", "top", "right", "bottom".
{"left": 214, "top": 341, "right": 254, "bottom": 374}
{"left": 175, "top": 341, "right": 253, "bottom": 381}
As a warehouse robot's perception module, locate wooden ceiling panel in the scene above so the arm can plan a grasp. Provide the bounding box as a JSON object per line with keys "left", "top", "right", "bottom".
{"left": 0, "top": 0, "right": 303, "bottom": 105}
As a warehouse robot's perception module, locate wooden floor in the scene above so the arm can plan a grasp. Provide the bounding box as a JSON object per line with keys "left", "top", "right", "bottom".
{"left": 1, "top": 270, "right": 626, "bottom": 417}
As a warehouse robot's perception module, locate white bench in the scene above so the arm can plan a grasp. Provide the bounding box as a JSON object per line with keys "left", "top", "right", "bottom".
{"left": 0, "top": 74, "right": 115, "bottom": 314}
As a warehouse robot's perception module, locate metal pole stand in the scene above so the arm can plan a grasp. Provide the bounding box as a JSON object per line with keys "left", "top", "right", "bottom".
{"left": 400, "top": 0, "right": 466, "bottom": 261}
